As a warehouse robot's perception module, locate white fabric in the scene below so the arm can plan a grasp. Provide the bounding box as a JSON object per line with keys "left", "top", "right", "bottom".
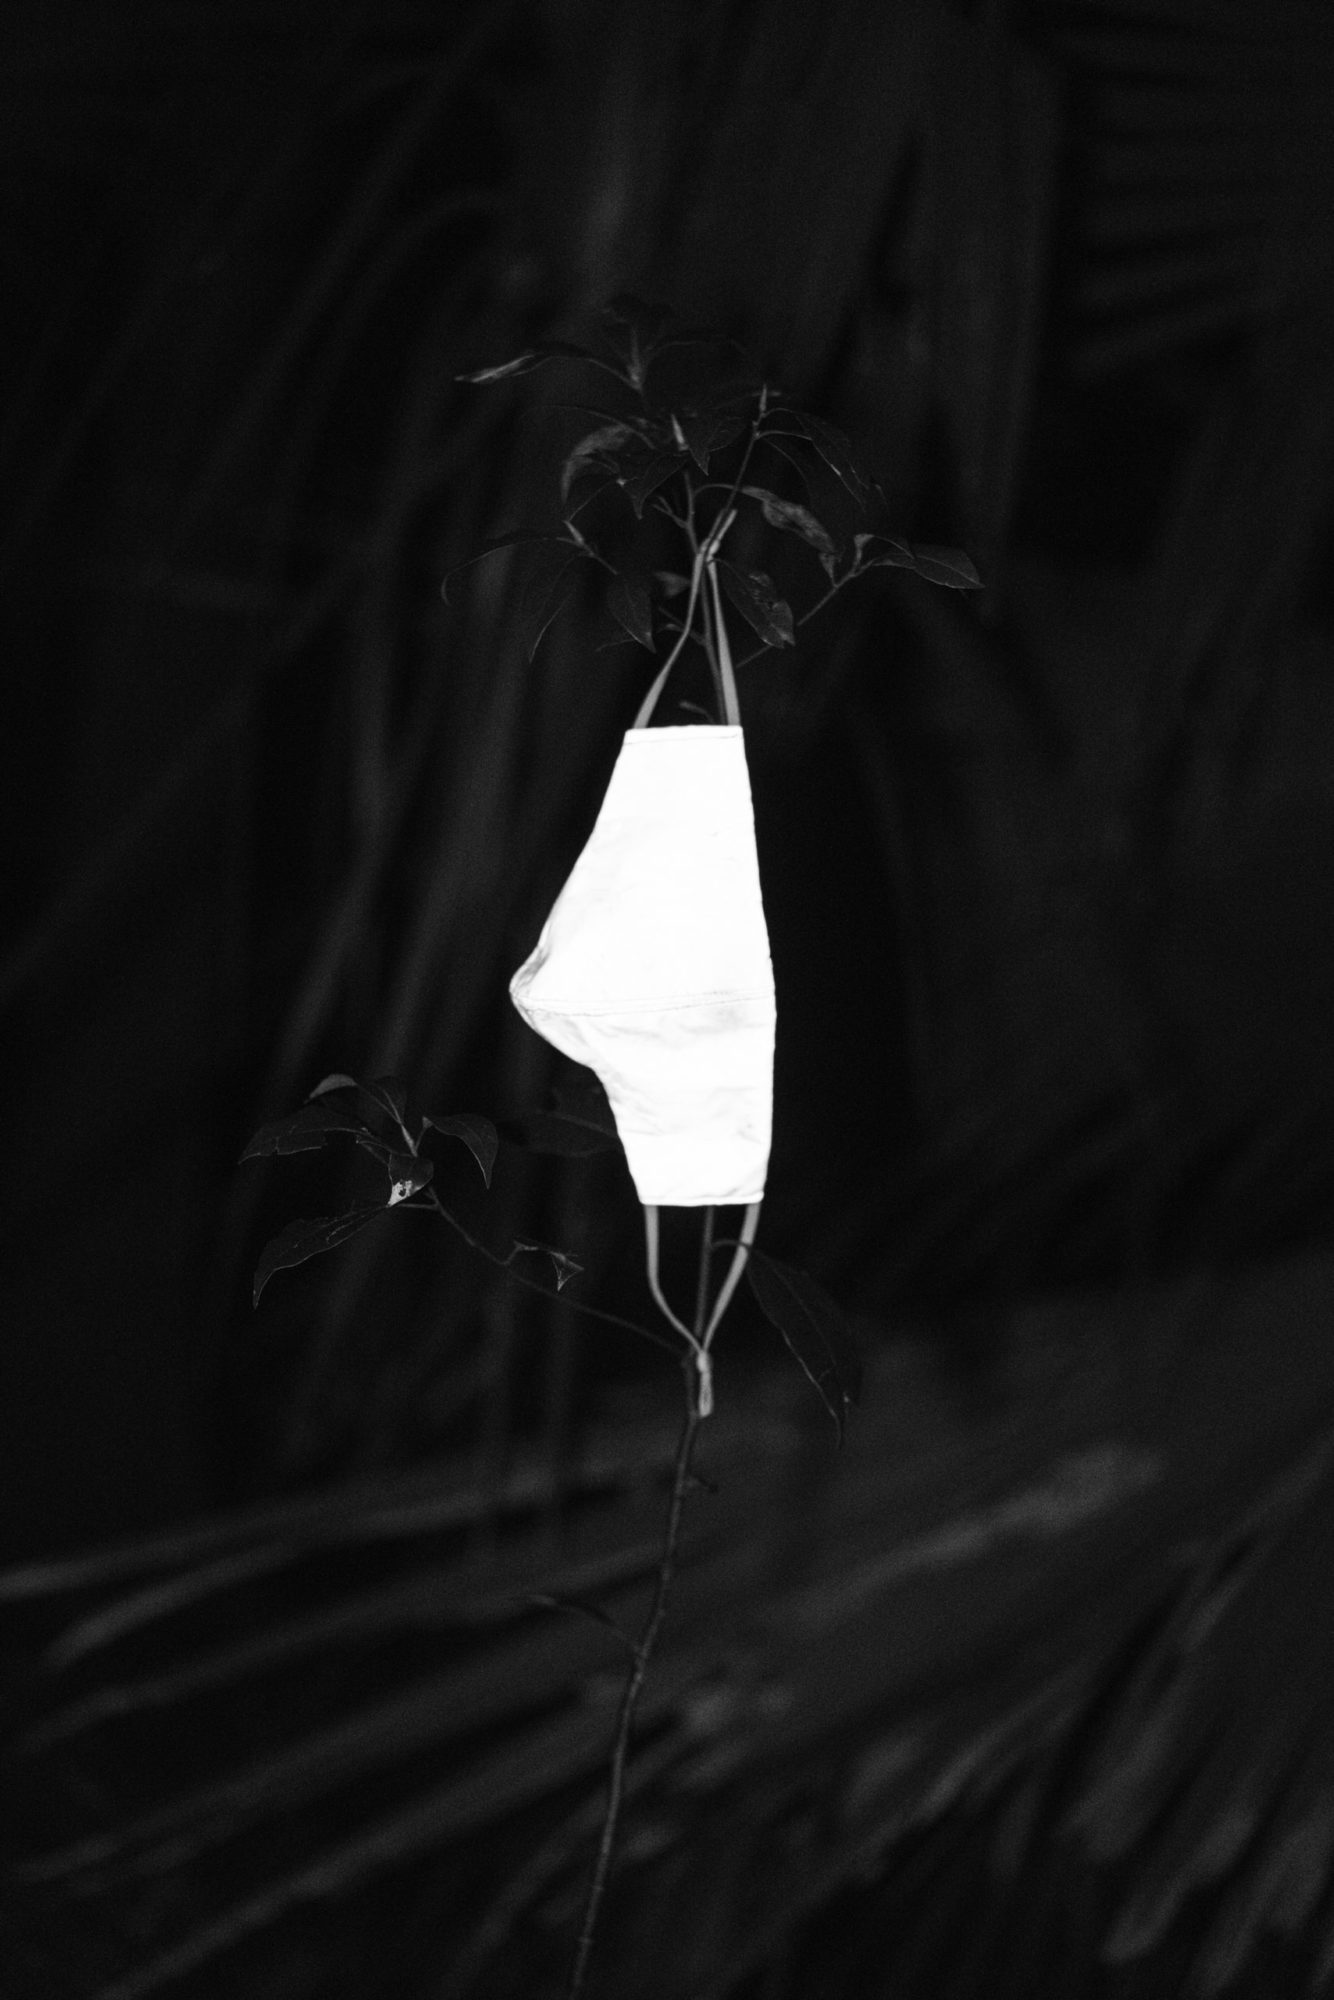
{"left": 510, "top": 724, "right": 775, "bottom": 1206}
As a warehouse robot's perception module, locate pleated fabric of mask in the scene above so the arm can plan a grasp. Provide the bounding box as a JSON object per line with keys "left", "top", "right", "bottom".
{"left": 509, "top": 723, "right": 775, "bottom": 1207}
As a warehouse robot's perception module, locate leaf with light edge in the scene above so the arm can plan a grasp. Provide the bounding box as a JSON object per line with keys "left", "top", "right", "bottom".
{"left": 854, "top": 535, "right": 982, "bottom": 590}
{"left": 741, "top": 486, "right": 838, "bottom": 558}
{"left": 239, "top": 1103, "right": 368, "bottom": 1162}
{"left": 511, "top": 1240, "right": 585, "bottom": 1291}
{"left": 761, "top": 409, "right": 870, "bottom": 507}
{"left": 440, "top": 531, "right": 571, "bottom": 605}
{"left": 252, "top": 1207, "right": 386, "bottom": 1308}
{"left": 424, "top": 1114, "right": 499, "bottom": 1188}
{"left": 717, "top": 560, "right": 795, "bottom": 649}
{"left": 746, "top": 1250, "right": 864, "bottom": 1442}
{"left": 607, "top": 574, "right": 655, "bottom": 650}
{"left": 560, "top": 424, "right": 641, "bottom": 506}
{"left": 454, "top": 339, "right": 605, "bottom": 386}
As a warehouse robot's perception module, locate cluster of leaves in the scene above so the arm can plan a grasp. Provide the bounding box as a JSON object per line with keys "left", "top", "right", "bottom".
{"left": 447, "top": 295, "right": 981, "bottom": 673}
{"left": 237, "top": 1074, "right": 580, "bottom": 1303}
{"left": 243, "top": 1070, "right": 864, "bottom": 1437}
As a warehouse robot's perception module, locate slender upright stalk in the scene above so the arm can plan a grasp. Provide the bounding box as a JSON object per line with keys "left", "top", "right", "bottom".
{"left": 565, "top": 1213, "right": 717, "bottom": 1999}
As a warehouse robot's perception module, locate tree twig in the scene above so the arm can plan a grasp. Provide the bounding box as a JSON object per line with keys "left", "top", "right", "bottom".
{"left": 565, "top": 1352, "right": 703, "bottom": 2000}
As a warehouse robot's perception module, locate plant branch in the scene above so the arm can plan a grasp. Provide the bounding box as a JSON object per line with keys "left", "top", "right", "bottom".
{"left": 408, "top": 1188, "right": 678, "bottom": 1356}
{"left": 565, "top": 1352, "right": 703, "bottom": 1999}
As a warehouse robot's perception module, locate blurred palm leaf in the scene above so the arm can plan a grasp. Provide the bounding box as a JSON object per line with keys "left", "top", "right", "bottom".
{"left": 8, "top": 1250, "right": 1334, "bottom": 1995}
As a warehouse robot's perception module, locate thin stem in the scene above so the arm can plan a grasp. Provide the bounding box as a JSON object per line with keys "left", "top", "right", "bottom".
{"left": 411, "top": 1188, "right": 678, "bottom": 1355}
{"left": 565, "top": 1356, "right": 702, "bottom": 2000}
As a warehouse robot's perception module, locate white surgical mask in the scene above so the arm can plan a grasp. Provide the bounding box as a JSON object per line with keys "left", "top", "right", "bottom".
{"left": 509, "top": 544, "right": 772, "bottom": 1416}
{"left": 509, "top": 720, "right": 775, "bottom": 1207}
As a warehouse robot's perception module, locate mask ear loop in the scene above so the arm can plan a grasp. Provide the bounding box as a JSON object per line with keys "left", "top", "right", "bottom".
{"left": 705, "top": 550, "right": 742, "bottom": 729}
{"left": 644, "top": 1204, "right": 714, "bottom": 1416}
{"left": 644, "top": 1198, "right": 762, "bottom": 1419}
{"left": 700, "top": 1199, "right": 760, "bottom": 1357}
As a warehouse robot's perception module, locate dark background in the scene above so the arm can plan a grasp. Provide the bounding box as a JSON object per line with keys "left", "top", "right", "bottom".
{"left": 5, "top": 1, "right": 1334, "bottom": 1995}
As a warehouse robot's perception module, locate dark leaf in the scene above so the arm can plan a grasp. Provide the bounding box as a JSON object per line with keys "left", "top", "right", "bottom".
{"left": 904, "top": 543, "right": 983, "bottom": 590}
{"left": 440, "top": 531, "right": 571, "bottom": 604}
{"left": 560, "top": 423, "right": 642, "bottom": 505}
{"left": 505, "top": 1111, "right": 622, "bottom": 1158}
{"left": 761, "top": 409, "right": 870, "bottom": 508}
{"left": 854, "top": 535, "right": 982, "bottom": 590}
{"left": 607, "top": 573, "right": 655, "bottom": 650}
{"left": 455, "top": 339, "right": 604, "bottom": 385}
{"left": 746, "top": 1250, "right": 864, "bottom": 1441}
{"left": 551, "top": 1075, "right": 617, "bottom": 1131}
{"left": 348, "top": 1140, "right": 434, "bottom": 1204}
{"left": 309, "top": 1073, "right": 359, "bottom": 1099}
{"left": 553, "top": 400, "right": 649, "bottom": 429}
{"left": 621, "top": 450, "right": 689, "bottom": 518}
{"left": 675, "top": 405, "right": 748, "bottom": 473}
{"left": 361, "top": 1077, "right": 407, "bottom": 1125}
{"left": 239, "top": 1103, "right": 368, "bottom": 1163}
{"left": 511, "top": 1240, "right": 585, "bottom": 1291}
{"left": 252, "top": 1207, "right": 386, "bottom": 1308}
{"left": 854, "top": 532, "right": 915, "bottom": 571}
{"left": 757, "top": 434, "right": 817, "bottom": 498}
{"left": 519, "top": 549, "right": 585, "bottom": 662}
{"left": 740, "top": 486, "right": 838, "bottom": 558}
{"left": 384, "top": 1153, "right": 433, "bottom": 1207}
{"left": 717, "top": 560, "right": 796, "bottom": 648}
{"left": 654, "top": 570, "right": 692, "bottom": 597}
{"left": 424, "top": 1113, "right": 499, "bottom": 1188}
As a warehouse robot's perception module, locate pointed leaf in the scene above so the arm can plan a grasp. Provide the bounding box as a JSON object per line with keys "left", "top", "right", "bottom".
{"left": 621, "top": 450, "right": 688, "bottom": 518}
{"left": 746, "top": 1251, "right": 864, "bottom": 1441}
{"left": 560, "top": 423, "right": 641, "bottom": 505}
{"left": 510, "top": 1240, "right": 585, "bottom": 1291}
{"left": 309, "top": 1073, "right": 359, "bottom": 1099}
{"left": 854, "top": 535, "right": 982, "bottom": 590}
{"left": 761, "top": 409, "right": 870, "bottom": 507}
{"left": 740, "top": 486, "right": 838, "bottom": 558}
{"left": 252, "top": 1207, "right": 385, "bottom": 1307}
{"left": 607, "top": 574, "right": 655, "bottom": 651}
{"left": 455, "top": 339, "right": 602, "bottom": 385}
{"left": 384, "top": 1153, "right": 433, "bottom": 1207}
{"left": 758, "top": 434, "right": 818, "bottom": 498}
{"left": 717, "top": 560, "right": 796, "bottom": 648}
{"left": 505, "top": 1111, "right": 621, "bottom": 1158}
{"left": 854, "top": 532, "right": 915, "bottom": 571}
{"left": 239, "top": 1103, "right": 369, "bottom": 1162}
{"left": 519, "top": 548, "right": 585, "bottom": 662}
{"left": 904, "top": 543, "right": 983, "bottom": 590}
{"left": 362, "top": 1077, "right": 407, "bottom": 1125}
{"left": 551, "top": 1076, "right": 617, "bottom": 1130}
{"left": 675, "top": 405, "right": 748, "bottom": 473}
{"left": 424, "top": 1113, "right": 499, "bottom": 1188}
{"left": 440, "top": 531, "right": 570, "bottom": 603}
